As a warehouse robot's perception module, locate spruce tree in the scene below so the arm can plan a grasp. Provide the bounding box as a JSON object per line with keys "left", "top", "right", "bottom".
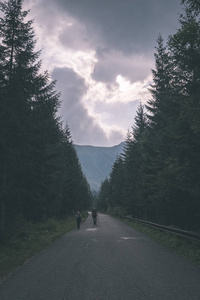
{"left": 97, "top": 178, "right": 110, "bottom": 212}
{"left": 0, "top": 0, "right": 61, "bottom": 237}
{"left": 145, "top": 35, "right": 179, "bottom": 224}
{"left": 109, "top": 156, "right": 125, "bottom": 209}
{"left": 123, "top": 103, "right": 148, "bottom": 218}
{"left": 167, "top": 5, "right": 200, "bottom": 229}
{"left": 59, "top": 126, "right": 92, "bottom": 216}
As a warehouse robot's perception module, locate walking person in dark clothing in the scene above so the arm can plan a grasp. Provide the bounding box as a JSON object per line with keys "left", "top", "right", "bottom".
{"left": 76, "top": 211, "right": 81, "bottom": 229}
{"left": 92, "top": 208, "right": 97, "bottom": 225}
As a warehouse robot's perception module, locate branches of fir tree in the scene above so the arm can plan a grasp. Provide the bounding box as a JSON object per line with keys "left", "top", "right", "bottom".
{"left": 182, "top": 0, "right": 200, "bottom": 14}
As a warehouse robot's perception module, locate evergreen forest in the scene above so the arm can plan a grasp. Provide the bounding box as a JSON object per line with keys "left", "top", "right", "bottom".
{"left": 98, "top": 0, "right": 200, "bottom": 233}
{"left": 0, "top": 0, "right": 92, "bottom": 242}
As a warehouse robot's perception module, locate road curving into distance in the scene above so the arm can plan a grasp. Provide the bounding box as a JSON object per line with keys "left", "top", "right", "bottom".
{"left": 0, "top": 213, "right": 200, "bottom": 300}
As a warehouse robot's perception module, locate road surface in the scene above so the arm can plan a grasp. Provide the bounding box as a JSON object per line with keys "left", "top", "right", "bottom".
{"left": 0, "top": 213, "right": 200, "bottom": 299}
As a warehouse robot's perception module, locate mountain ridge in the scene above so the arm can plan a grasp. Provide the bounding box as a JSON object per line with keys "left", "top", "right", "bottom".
{"left": 75, "top": 142, "right": 125, "bottom": 191}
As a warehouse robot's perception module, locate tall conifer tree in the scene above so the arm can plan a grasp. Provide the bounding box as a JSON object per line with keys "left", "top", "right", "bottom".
{"left": 167, "top": 5, "right": 200, "bottom": 228}
{"left": 123, "top": 103, "right": 148, "bottom": 217}
{"left": 0, "top": 0, "right": 61, "bottom": 236}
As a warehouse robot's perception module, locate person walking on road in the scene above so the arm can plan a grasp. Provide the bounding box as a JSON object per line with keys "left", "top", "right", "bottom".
{"left": 76, "top": 211, "right": 81, "bottom": 229}
{"left": 92, "top": 208, "right": 97, "bottom": 225}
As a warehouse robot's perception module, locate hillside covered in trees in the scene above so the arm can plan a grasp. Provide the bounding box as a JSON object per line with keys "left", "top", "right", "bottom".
{"left": 0, "top": 0, "right": 92, "bottom": 242}
{"left": 97, "top": 0, "right": 200, "bottom": 233}
{"left": 75, "top": 143, "right": 124, "bottom": 191}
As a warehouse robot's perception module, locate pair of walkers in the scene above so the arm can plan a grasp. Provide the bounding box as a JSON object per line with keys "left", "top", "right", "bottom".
{"left": 75, "top": 209, "right": 98, "bottom": 229}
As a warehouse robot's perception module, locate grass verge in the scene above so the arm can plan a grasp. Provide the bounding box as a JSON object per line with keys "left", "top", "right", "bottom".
{"left": 113, "top": 215, "right": 200, "bottom": 265}
{"left": 0, "top": 212, "right": 88, "bottom": 281}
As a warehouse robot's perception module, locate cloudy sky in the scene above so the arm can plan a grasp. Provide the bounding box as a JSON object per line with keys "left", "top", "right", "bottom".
{"left": 24, "top": 0, "right": 181, "bottom": 146}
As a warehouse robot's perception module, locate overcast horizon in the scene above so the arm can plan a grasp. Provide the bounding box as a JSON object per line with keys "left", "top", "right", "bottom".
{"left": 24, "top": 0, "right": 181, "bottom": 147}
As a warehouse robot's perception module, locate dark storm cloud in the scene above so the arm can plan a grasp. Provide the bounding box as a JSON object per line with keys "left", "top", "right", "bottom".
{"left": 40, "top": 0, "right": 181, "bottom": 84}
{"left": 45, "top": 0, "right": 181, "bottom": 54}
{"left": 52, "top": 67, "right": 112, "bottom": 145}
{"left": 92, "top": 49, "right": 153, "bottom": 83}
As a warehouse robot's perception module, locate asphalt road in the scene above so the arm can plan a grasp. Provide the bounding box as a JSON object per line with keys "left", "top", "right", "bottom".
{"left": 1, "top": 213, "right": 200, "bottom": 300}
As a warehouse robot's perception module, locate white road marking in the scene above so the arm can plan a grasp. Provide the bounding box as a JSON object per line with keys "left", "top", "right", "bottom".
{"left": 86, "top": 228, "right": 99, "bottom": 232}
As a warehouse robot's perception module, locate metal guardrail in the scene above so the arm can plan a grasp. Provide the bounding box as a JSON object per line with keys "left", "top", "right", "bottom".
{"left": 123, "top": 216, "right": 200, "bottom": 243}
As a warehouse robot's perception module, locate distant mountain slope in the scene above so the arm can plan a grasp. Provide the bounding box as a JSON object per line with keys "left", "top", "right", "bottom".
{"left": 75, "top": 142, "right": 125, "bottom": 191}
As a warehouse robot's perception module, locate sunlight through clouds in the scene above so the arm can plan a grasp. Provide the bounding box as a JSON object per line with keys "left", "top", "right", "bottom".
{"left": 23, "top": 0, "right": 180, "bottom": 146}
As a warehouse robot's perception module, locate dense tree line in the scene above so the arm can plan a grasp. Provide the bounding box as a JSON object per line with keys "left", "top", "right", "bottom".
{"left": 98, "top": 0, "right": 200, "bottom": 232}
{"left": 0, "top": 0, "right": 92, "bottom": 242}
